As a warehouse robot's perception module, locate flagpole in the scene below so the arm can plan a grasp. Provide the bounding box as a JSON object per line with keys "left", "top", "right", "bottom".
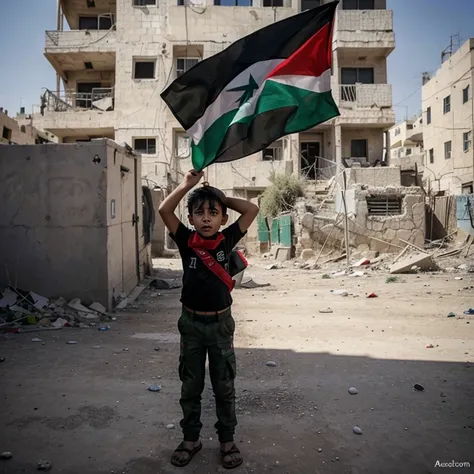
{"left": 341, "top": 169, "right": 350, "bottom": 268}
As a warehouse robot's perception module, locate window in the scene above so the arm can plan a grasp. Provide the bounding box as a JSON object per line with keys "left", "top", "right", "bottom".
{"left": 133, "top": 0, "right": 156, "bottom": 5}
{"left": 214, "top": 0, "right": 252, "bottom": 4}
{"left": 2, "top": 126, "right": 12, "bottom": 141}
{"left": 463, "top": 85, "right": 470, "bottom": 104}
{"left": 301, "top": 0, "right": 321, "bottom": 10}
{"left": 133, "top": 138, "right": 156, "bottom": 154}
{"left": 262, "top": 140, "right": 283, "bottom": 161}
{"left": 350, "top": 139, "right": 368, "bottom": 158}
{"left": 20, "top": 125, "right": 26, "bottom": 133}
{"left": 427, "top": 107, "right": 431, "bottom": 125}
{"left": 406, "top": 148, "right": 412, "bottom": 156}
{"left": 176, "top": 57, "right": 200, "bottom": 77}
{"left": 133, "top": 59, "right": 156, "bottom": 79}
{"left": 462, "top": 183, "right": 473, "bottom": 195}
{"left": 366, "top": 196, "right": 402, "bottom": 216}
{"left": 443, "top": 95, "right": 451, "bottom": 114}
{"left": 263, "top": 0, "right": 283, "bottom": 5}
{"left": 429, "top": 148, "right": 434, "bottom": 164}
{"left": 463, "top": 131, "right": 472, "bottom": 152}
{"left": 175, "top": 132, "right": 191, "bottom": 158}
{"left": 407, "top": 124, "right": 414, "bottom": 130}
{"left": 444, "top": 140, "right": 452, "bottom": 160}
{"left": 342, "top": 0, "right": 374, "bottom": 10}
{"left": 395, "top": 127, "right": 400, "bottom": 136}
{"left": 341, "top": 67, "right": 374, "bottom": 84}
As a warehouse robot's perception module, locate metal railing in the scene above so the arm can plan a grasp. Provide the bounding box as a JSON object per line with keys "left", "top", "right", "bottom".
{"left": 340, "top": 85, "right": 357, "bottom": 102}
{"left": 41, "top": 88, "right": 115, "bottom": 112}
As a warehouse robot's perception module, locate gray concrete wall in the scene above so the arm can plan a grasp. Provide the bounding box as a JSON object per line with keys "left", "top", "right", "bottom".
{"left": 0, "top": 142, "right": 109, "bottom": 304}
{"left": 0, "top": 140, "right": 144, "bottom": 309}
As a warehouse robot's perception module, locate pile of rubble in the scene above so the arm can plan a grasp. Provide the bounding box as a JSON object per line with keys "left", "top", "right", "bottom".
{"left": 0, "top": 286, "right": 111, "bottom": 333}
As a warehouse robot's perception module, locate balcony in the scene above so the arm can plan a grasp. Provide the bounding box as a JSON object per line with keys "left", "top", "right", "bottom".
{"left": 45, "top": 29, "right": 116, "bottom": 78}
{"left": 333, "top": 10, "right": 395, "bottom": 56}
{"left": 333, "top": 84, "right": 395, "bottom": 126}
{"left": 39, "top": 89, "right": 115, "bottom": 139}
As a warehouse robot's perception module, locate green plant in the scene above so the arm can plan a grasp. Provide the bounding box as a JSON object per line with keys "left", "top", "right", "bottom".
{"left": 386, "top": 276, "right": 400, "bottom": 283}
{"left": 322, "top": 274, "right": 331, "bottom": 279}
{"left": 260, "top": 172, "right": 304, "bottom": 218}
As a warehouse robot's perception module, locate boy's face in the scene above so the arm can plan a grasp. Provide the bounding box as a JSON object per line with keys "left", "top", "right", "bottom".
{"left": 189, "top": 199, "right": 228, "bottom": 237}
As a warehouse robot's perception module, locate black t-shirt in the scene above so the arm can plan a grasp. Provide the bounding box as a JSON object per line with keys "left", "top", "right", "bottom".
{"left": 170, "top": 221, "right": 246, "bottom": 312}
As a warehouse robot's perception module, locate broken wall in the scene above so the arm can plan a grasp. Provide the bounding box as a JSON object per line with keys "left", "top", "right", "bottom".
{"left": 296, "top": 186, "right": 425, "bottom": 255}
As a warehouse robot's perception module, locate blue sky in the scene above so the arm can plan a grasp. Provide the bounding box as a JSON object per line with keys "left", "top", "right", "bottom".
{"left": 0, "top": 0, "right": 473, "bottom": 122}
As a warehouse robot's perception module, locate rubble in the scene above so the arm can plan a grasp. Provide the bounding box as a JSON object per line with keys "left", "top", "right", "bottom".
{"left": 390, "top": 253, "right": 435, "bottom": 274}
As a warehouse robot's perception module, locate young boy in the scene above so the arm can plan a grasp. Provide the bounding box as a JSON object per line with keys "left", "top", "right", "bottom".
{"left": 158, "top": 170, "right": 259, "bottom": 469}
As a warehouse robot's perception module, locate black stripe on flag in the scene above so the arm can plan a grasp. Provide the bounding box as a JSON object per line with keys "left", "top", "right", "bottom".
{"left": 160, "top": 1, "right": 338, "bottom": 131}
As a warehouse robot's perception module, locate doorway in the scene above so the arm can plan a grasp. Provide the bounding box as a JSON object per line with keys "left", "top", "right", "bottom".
{"left": 76, "top": 82, "right": 102, "bottom": 108}
{"left": 300, "top": 141, "right": 321, "bottom": 180}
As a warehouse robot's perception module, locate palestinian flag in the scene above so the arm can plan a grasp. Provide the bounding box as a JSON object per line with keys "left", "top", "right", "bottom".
{"left": 161, "top": 1, "right": 340, "bottom": 171}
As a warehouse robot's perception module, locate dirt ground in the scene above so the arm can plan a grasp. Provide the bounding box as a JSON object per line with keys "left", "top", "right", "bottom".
{"left": 1, "top": 257, "right": 474, "bottom": 474}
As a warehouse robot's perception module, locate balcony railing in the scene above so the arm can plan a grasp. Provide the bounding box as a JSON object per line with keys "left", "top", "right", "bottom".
{"left": 45, "top": 27, "right": 116, "bottom": 50}
{"left": 337, "top": 84, "right": 392, "bottom": 108}
{"left": 41, "top": 88, "right": 115, "bottom": 113}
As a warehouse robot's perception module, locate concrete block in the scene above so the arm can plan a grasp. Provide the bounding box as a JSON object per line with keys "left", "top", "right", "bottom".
{"left": 301, "top": 249, "right": 315, "bottom": 260}
{"left": 275, "top": 247, "right": 292, "bottom": 262}
{"left": 390, "top": 253, "right": 434, "bottom": 274}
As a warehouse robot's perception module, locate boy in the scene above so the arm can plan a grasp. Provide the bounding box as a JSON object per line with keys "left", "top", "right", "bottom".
{"left": 158, "top": 169, "right": 259, "bottom": 469}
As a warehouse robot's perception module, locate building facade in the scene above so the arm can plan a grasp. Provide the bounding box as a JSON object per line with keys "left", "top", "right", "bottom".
{"left": 39, "top": 0, "right": 395, "bottom": 198}
{"left": 422, "top": 38, "right": 474, "bottom": 195}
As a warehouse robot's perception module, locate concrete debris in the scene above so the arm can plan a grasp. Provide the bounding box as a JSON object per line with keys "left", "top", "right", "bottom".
{"left": 353, "top": 426, "right": 362, "bottom": 435}
{"left": 37, "top": 460, "right": 52, "bottom": 471}
{"left": 38, "top": 318, "right": 51, "bottom": 327}
{"left": 31, "top": 338, "right": 42, "bottom": 342}
{"left": 238, "top": 276, "right": 270, "bottom": 289}
{"left": 350, "top": 271, "right": 366, "bottom": 278}
{"left": 354, "top": 258, "right": 371, "bottom": 267}
{"left": 152, "top": 279, "right": 182, "bottom": 290}
{"left": 0, "top": 288, "right": 19, "bottom": 308}
{"left": 300, "top": 260, "right": 320, "bottom": 270}
{"left": 89, "top": 302, "right": 107, "bottom": 314}
{"left": 265, "top": 263, "right": 282, "bottom": 270}
{"left": 331, "top": 290, "right": 349, "bottom": 297}
{"left": 68, "top": 298, "right": 95, "bottom": 314}
{"left": 67, "top": 341, "right": 78, "bottom": 344}
{"left": 319, "top": 308, "right": 333, "bottom": 314}
{"left": 390, "top": 253, "right": 435, "bottom": 274}
{"left": 348, "top": 387, "right": 359, "bottom": 395}
{"left": 275, "top": 247, "right": 291, "bottom": 262}
{"left": 266, "top": 361, "right": 277, "bottom": 367}
{"left": 166, "top": 424, "right": 175, "bottom": 429}
{"left": 115, "top": 298, "right": 129, "bottom": 310}
{"left": 147, "top": 385, "right": 162, "bottom": 392}
{"left": 52, "top": 318, "right": 68, "bottom": 328}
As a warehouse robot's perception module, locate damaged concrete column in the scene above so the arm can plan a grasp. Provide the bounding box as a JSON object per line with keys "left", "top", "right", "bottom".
{"left": 334, "top": 124, "right": 342, "bottom": 171}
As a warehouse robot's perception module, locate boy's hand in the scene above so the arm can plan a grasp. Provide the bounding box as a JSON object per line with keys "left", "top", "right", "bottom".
{"left": 184, "top": 170, "right": 204, "bottom": 189}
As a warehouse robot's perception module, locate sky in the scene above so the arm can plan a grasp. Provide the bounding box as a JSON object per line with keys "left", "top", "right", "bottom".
{"left": 0, "top": 0, "right": 474, "bottom": 122}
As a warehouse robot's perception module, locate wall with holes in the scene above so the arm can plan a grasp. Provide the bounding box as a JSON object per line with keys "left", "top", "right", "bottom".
{"left": 0, "top": 140, "right": 147, "bottom": 309}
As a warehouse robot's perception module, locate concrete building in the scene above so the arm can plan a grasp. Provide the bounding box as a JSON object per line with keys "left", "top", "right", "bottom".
{"left": 1, "top": 108, "right": 42, "bottom": 145}
{"left": 0, "top": 140, "right": 151, "bottom": 309}
{"left": 422, "top": 38, "right": 474, "bottom": 195}
{"left": 39, "top": 0, "right": 395, "bottom": 181}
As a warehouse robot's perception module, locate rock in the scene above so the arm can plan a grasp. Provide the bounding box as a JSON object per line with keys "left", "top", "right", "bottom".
{"left": 353, "top": 426, "right": 362, "bottom": 435}
{"left": 52, "top": 317, "right": 68, "bottom": 328}
{"left": 67, "top": 341, "right": 78, "bottom": 344}
{"left": 390, "top": 253, "right": 435, "bottom": 274}
{"left": 348, "top": 387, "right": 359, "bottom": 395}
{"left": 152, "top": 279, "right": 182, "bottom": 290}
{"left": 52, "top": 297, "right": 67, "bottom": 307}
{"left": 115, "top": 298, "right": 128, "bottom": 310}
{"left": 37, "top": 460, "right": 52, "bottom": 471}
{"left": 266, "top": 263, "right": 281, "bottom": 270}
{"left": 89, "top": 302, "right": 107, "bottom": 314}
{"left": 148, "top": 385, "right": 162, "bottom": 392}
{"left": 38, "top": 318, "right": 51, "bottom": 327}
{"left": 414, "top": 384, "right": 424, "bottom": 392}
{"left": 318, "top": 448, "right": 322, "bottom": 453}
{"left": 447, "top": 312, "right": 456, "bottom": 318}
{"left": 455, "top": 277, "right": 463, "bottom": 281}
{"left": 331, "top": 289, "right": 348, "bottom": 297}
{"left": 301, "top": 212, "right": 315, "bottom": 230}
{"left": 0, "top": 452, "right": 12, "bottom": 460}
{"left": 68, "top": 298, "right": 96, "bottom": 314}
{"left": 166, "top": 424, "right": 175, "bottom": 429}
{"left": 32, "top": 338, "right": 42, "bottom": 343}
{"left": 266, "top": 361, "right": 277, "bottom": 367}
{"left": 319, "top": 308, "right": 333, "bottom": 314}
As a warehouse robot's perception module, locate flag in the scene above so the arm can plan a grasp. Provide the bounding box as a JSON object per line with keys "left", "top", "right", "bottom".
{"left": 161, "top": 1, "right": 340, "bottom": 171}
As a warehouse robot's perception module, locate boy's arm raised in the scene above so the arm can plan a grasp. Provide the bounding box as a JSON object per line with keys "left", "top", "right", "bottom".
{"left": 158, "top": 170, "right": 204, "bottom": 235}
{"left": 225, "top": 196, "right": 259, "bottom": 233}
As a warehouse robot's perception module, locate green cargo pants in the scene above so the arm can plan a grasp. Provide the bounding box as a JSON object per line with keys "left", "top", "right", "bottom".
{"left": 178, "top": 307, "right": 237, "bottom": 443}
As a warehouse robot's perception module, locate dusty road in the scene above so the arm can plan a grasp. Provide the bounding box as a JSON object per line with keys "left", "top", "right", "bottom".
{"left": 1, "top": 258, "right": 474, "bottom": 474}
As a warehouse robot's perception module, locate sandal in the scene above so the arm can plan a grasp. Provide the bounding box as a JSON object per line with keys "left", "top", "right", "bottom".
{"left": 221, "top": 444, "right": 243, "bottom": 470}
{"left": 170, "top": 441, "right": 202, "bottom": 467}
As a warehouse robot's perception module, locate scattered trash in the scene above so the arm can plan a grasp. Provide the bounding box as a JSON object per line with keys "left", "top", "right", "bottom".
{"left": 67, "top": 341, "right": 78, "bottom": 345}
{"left": 331, "top": 289, "right": 348, "bottom": 297}
{"left": 37, "top": 460, "right": 52, "bottom": 471}
{"left": 166, "top": 424, "right": 175, "bottom": 429}
{"left": 353, "top": 426, "right": 362, "bottom": 435}
{"left": 354, "top": 258, "right": 370, "bottom": 267}
{"left": 367, "top": 293, "right": 378, "bottom": 298}
{"left": 52, "top": 317, "right": 68, "bottom": 329}
{"left": 0, "top": 452, "right": 12, "bottom": 460}
{"left": 455, "top": 277, "right": 463, "bottom": 281}
{"left": 447, "top": 312, "right": 456, "bottom": 318}
{"left": 31, "top": 338, "right": 42, "bottom": 343}
{"left": 266, "top": 361, "right": 277, "bottom": 367}
{"left": 148, "top": 385, "right": 162, "bottom": 392}
{"left": 464, "top": 309, "right": 474, "bottom": 315}
{"left": 348, "top": 387, "right": 359, "bottom": 395}
{"left": 319, "top": 308, "right": 333, "bottom": 314}
{"left": 426, "top": 344, "right": 434, "bottom": 348}
{"left": 414, "top": 384, "right": 425, "bottom": 392}
{"left": 98, "top": 325, "right": 111, "bottom": 331}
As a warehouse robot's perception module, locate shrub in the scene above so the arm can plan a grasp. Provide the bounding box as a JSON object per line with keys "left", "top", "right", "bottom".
{"left": 260, "top": 173, "right": 304, "bottom": 218}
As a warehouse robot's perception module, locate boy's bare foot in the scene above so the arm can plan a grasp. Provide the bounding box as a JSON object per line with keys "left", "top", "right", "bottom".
{"left": 170, "top": 441, "right": 202, "bottom": 467}
{"left": 220, "top": 442, "right": 243, "bottom": 469}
